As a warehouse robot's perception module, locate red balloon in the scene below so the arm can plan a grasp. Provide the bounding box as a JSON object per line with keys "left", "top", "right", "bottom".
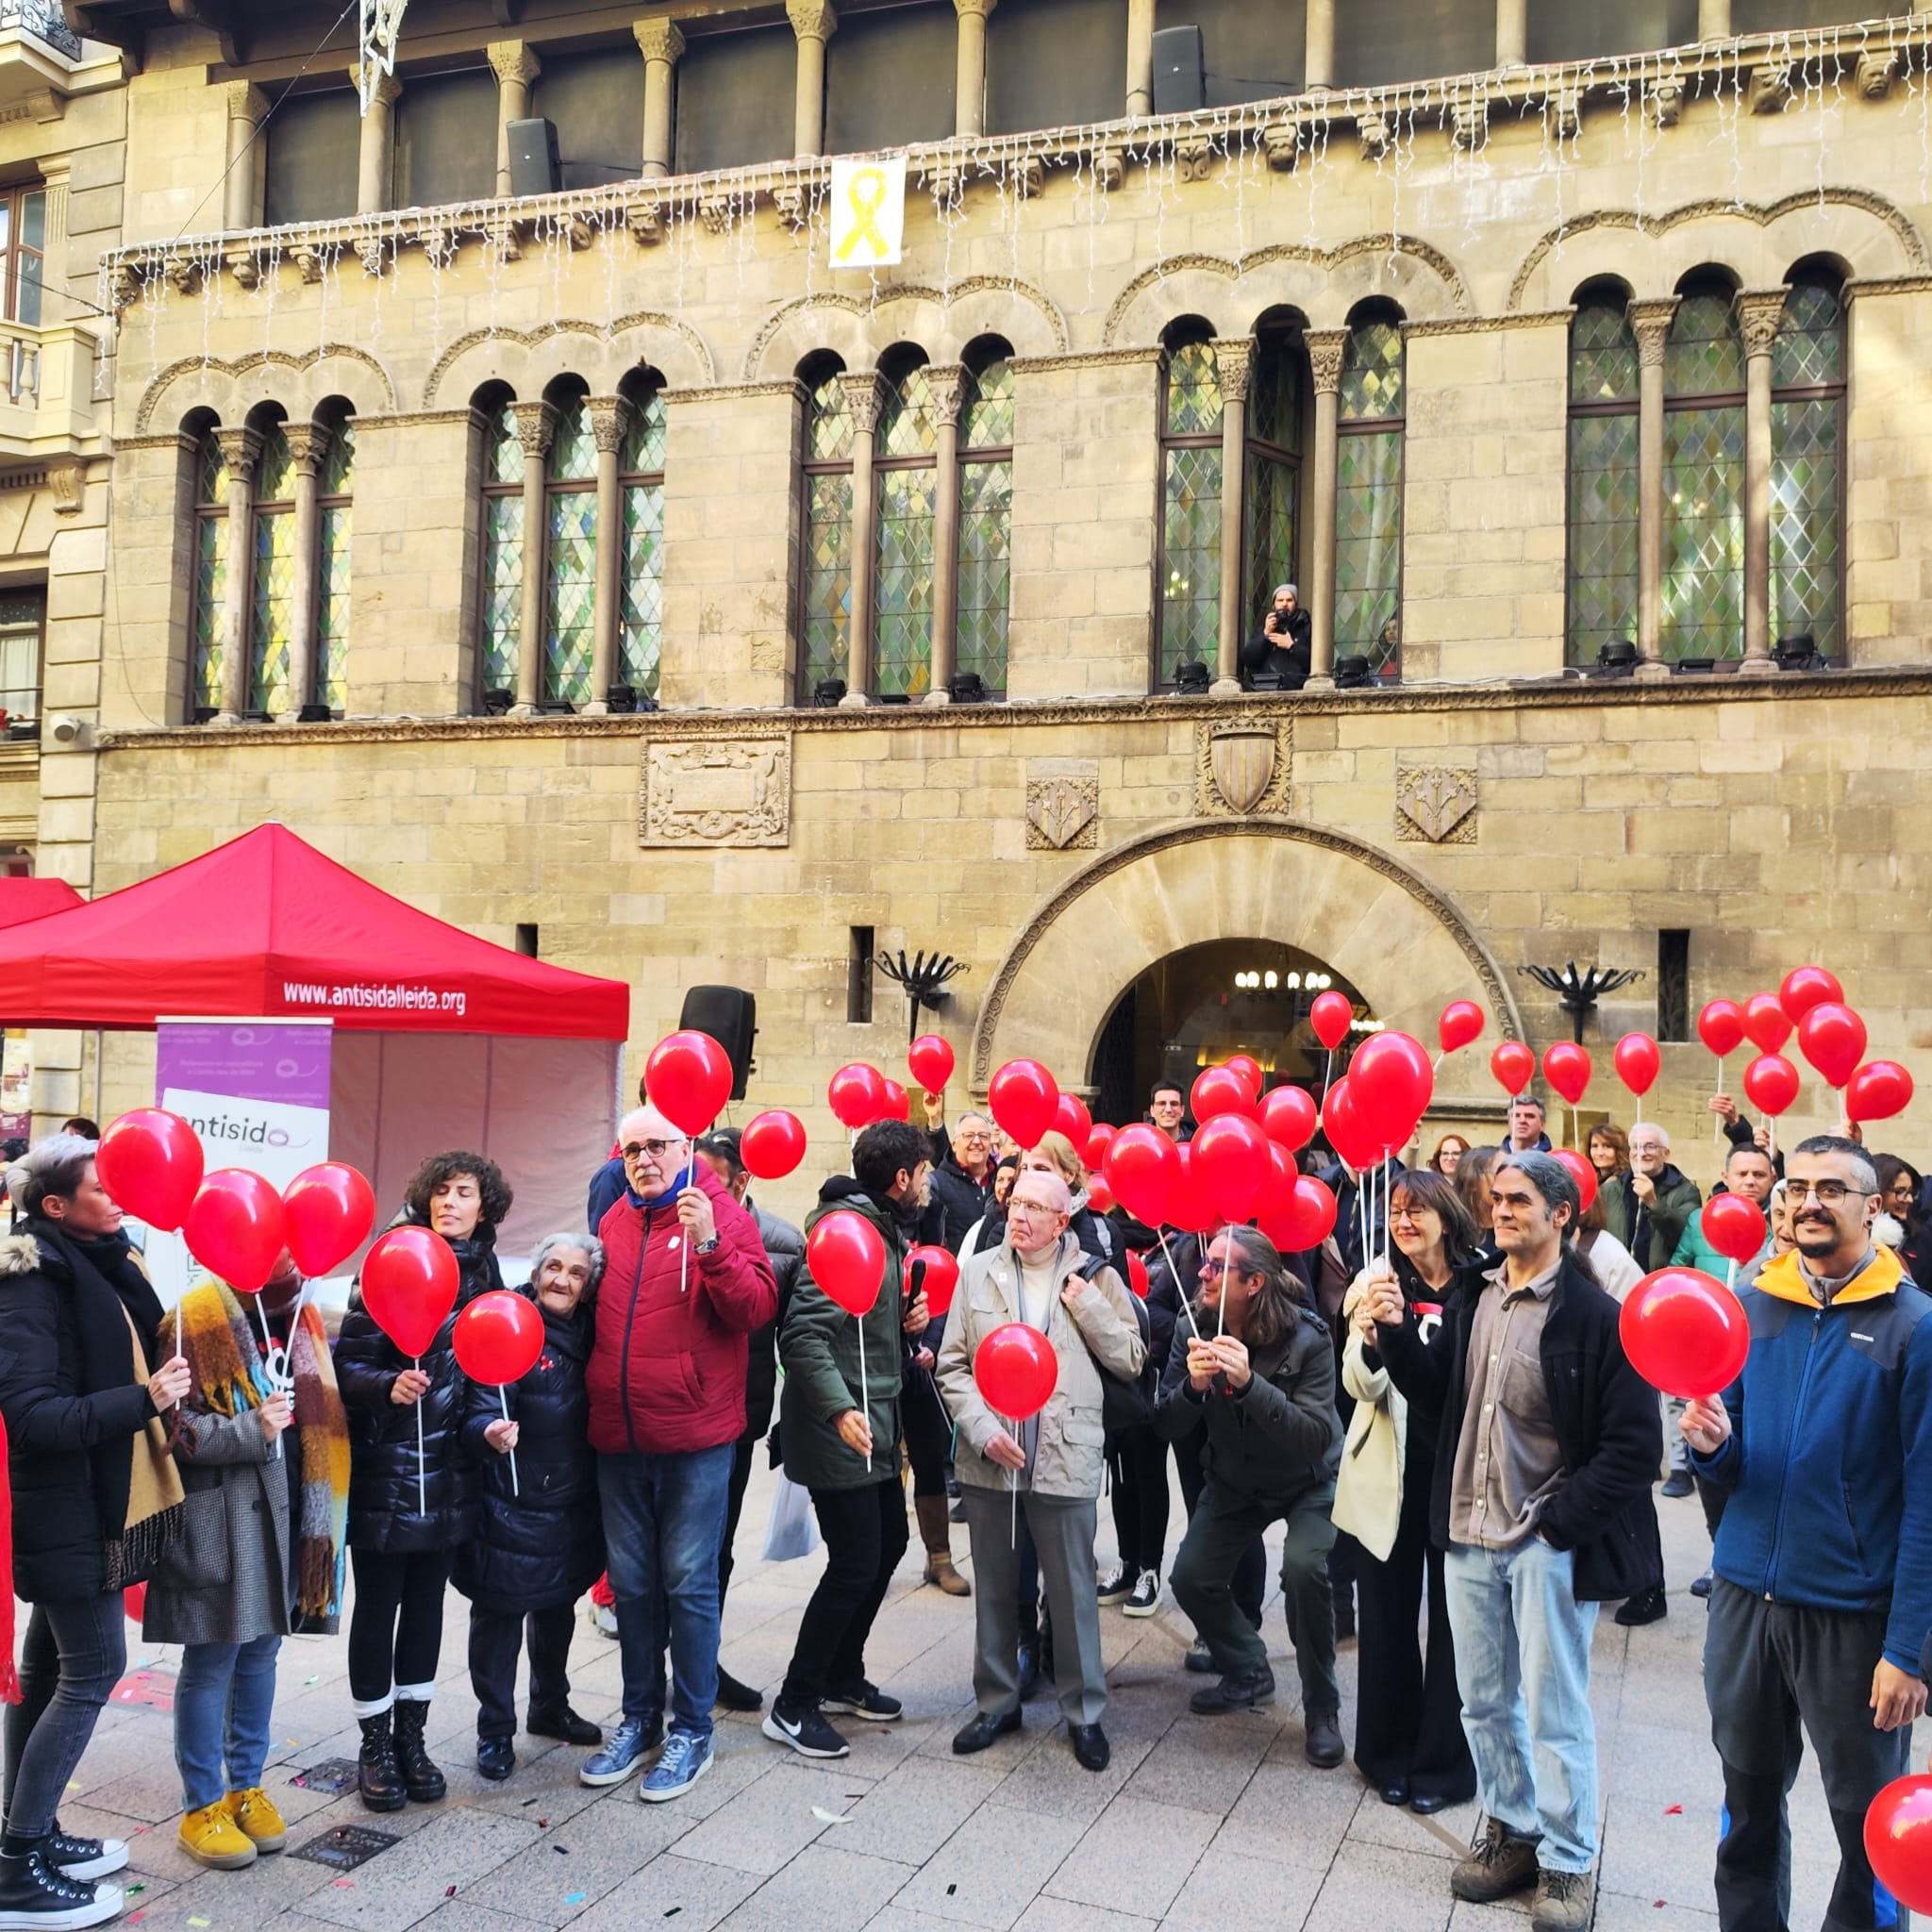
{"left": 807, "top": 1210, "right": 887, "bottom": 1317}
{"left": 96, "top": 1108, "right": 205, "bottom": 1234}
{"left": 1125, "top": 1253, "right": 1150, "bottom": 1300}
{"left": 827, "top": 1063, "right": 888, "bottom": 1130}
{"left": 1543, "top": 1042, "right": 1592, "bottom": 1108}
{"left": 452, "top": 1290, "right": 545, "bottom": 1385}
{"left": 1742, "top": 1053, "right": 1801, "bottom": 1118}
{"left": 1698, "top": 999, "right": 1746, "bottom": 1060}
{"left": 1553, "top": 1149, "right": 1598, "bottom": 1216}
{"left": 1084, "top": 1124, "right": 1117, "bottom": 1170}
{"left": 282, "top": 1163, "right": 375, "bottom": 1279}
{"left": 1619, "top": 1266, "right": 1751, "bottom": 1400}
{"left": 974, "top": 1322, "right": 1058, "bottom": 1422}
{"left": 1105, "top": 1125, "right": 1180, "bottom": 1227}
{"left": 1166, "top": 1145, "right": 1222, "bottom": 1235}
{"left": 1848, "top": 1061, "right": 1915, "bottom": 1125}
{"left": 184, "top": 1170, "right": 288, "bottom": 1294}
{"left": 741, "top": 1109, "right": 807, "bottom": 1180}
{"left": 1191, "top": 1065, "right": 1256, "bottom": 1124}
{"left": 1866, "top": 1776, "right": 1932, "bottom": 1914}
{"left": 1439, "top": 1001, "right": 1484, "bottom": 1056}
{"left": 1798, "top": 1001, "right": 1867, "bottom": 1091}
{"left": 989, "top": 1058, "right": 1060, "bottom": 1151}
{"left": 908, "top": 1034, "right": 955, "bottom": 1094}
{"left": 1054, "top": 1092, "right": 1093, "bottom": 1149}
{"left": 880, "top": 1078, "right": 911, "bottom": 1123}
{"left": 1259, "top": 1085, "right": 1318, "bottom": 1153}
{"left": 1085, "top": 1174, "right": 1114, "bottom": 1214}
{"left": 1350, "top": 1032, "right": 1435, "bottom": 1148}
{"left": 1192, "top": 1113, "right": 1272, "bottom": 1223}
{"left": 904, "top": 1243, "right": 960, "bottom": 1319}
{"left": 1779, "top": 965, "right": 1844, "bottom": 1026}
{"left": 1613, "top": 1032, "right": 1661, "bottom": 1099}
{"left": 1259, "top": 1176, "right": 1339, "bottom": 1253}
{"left": 1223, "top": 1055, "right": 1264, "bottom": 1101}
{"left": 1491, "top": 1041, "right": 1536, "bottom": 1099}
{"left": 124, "top": 1583, "right": 145, "bottom": 1624}
{"left": 645, "top": 1030, "right": 733, "bottom": 1136}
{"left": 361, "top": 1226, "right": 460, "bottom": 1359}
{"left": 1309, "top": 991, "right": 1354, "bottom": 1052}
{"left": 1743, "top": 992, "right": 1793, "bottom": 1055}
{"left": 1322, "top": 1078, "right": 1381, "bottom": 1172}
{"left": 1701, "top": 1193, "right": 1767, "bottom": 1267}
{"left": 1260, "top": 1141, "right": 1297, "bottom": 1215}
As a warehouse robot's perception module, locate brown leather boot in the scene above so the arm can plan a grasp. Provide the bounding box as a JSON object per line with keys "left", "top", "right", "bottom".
{"left": 916, "top": 1494, "right": 972, "bottom": 1596}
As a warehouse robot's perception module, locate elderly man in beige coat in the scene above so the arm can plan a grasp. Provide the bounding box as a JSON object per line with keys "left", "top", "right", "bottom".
{"left": 936, "top": 1169, "right": 1144, "bottom": 1773}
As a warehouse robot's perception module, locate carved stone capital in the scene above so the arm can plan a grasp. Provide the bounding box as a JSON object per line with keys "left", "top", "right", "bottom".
{"left": 641, "top": 737, "right": 792, "bottom": 848}
{"left": 625, "top": 201, "right": 663, "bottom": 246}
{"left": 1217, "top": 339, "right": 1254, "bottom": 408}
{"left": 954, "top": 0, "right": 998, "bottom": 16}
{"left": 351, "top": 64, "right": 403, "bottom": 109}
{"left": 633, "top": 18, "right": 686, "bottom": 66}
{"left": 1735, "top": 289, "right": 1787, "bottom": 360}
{"left": 1859, "top": 50, "right": 1898, "bottom": 98}
{"left": 771, "top": 183, "right": 808, "bottom": 230}
{"left": 1358, "top": 110, "right": 1390, "bottom": 162}
{"left": 509, "top": 400, "right": 557, "bottom": 460}
{"left": 924, "top": 364, "right": 966, "bottom": 428}
{"left": 214, "top": 425, "right": 263, "bottom": 486}
{"left": 1649, "top": 77, "right": 1683, "bottom": 127}
{"left": 486, "top": 39, "right": 541, "bottom": 87}
{"left": 282, "top": 422, "right": 332, "bottom": 477}
{"left": 1448, "top": 97, "right": 1487, "bottom": 151}
{"left": 1305, "top": 329, "right": 1349, "bottom": 395}
{"left": 222, "top": 80, "right": 268, "bottom": 125}
{"left": 163, "top": 256, "right": 199, "bottom": 296}
{"left": 1263, "top": 115, "right": 1302, "bottom": 171}
{"left": 1749, "top": 64, "right": 1790, "bottom": 114}
{"left": 291, "top": 244, "right": 325, "bottom": 284}
{"left": 1173, "top": 135, "right": 1216, "bottom": 183}
{"left": 1627, "top": 297, "right": 1678, "bottom": 368}
{"left": 225, "top": 246, "right": 260, "bottom": 290}
{"left": 840, "top": 371, "right": 883, "bottom": 435}
{"left": 589, "top": 396, "right": 632, "bottom": 456}
{"left": 486, "top": 218, "right": 524, "bottom": 263}
{"left": 356, "top": 234, "right": 387, "bottom": 278}
{"left": 1549, "top": 84, "right": 1581, "bottom": 141}
{"left": 1009, "top": 153, "right": 1044, "bottom": 198}
{"left": 46, "top": 458, "right": 85, "bottom": 518}
{"left": 1091, "top": 142, "right": 1124, "bottom": 191}
{"left": 787, "top": 0, "right": 839, "bottom": 41}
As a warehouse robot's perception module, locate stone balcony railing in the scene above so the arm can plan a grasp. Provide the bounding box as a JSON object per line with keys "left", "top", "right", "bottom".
{"left": 0, "top": 320, "right": 99, "bottom": 458}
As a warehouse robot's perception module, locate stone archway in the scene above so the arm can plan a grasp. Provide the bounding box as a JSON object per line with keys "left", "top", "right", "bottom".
{"left": 970, "top": 821, "right": 1524, "bottom": 1090}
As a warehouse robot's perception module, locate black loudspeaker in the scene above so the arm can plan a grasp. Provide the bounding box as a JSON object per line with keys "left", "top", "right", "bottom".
{"left": 1152, "top": 25, "right": 1205, "bottom": 115}
{"left": 506, "top": 117, "right": 559, "bottom": 198}
{"left": 679, "top": 986, "right": 756, "bottom": 1101}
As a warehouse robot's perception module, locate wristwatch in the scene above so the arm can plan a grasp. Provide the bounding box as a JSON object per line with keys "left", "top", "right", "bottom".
{"left": 695, "top": 1235, "right": 721, "bottom": 1257}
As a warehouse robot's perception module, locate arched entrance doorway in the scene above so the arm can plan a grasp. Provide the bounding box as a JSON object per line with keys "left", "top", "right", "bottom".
{"left": 971, "top": 821, "right": 1523, "bottom": 1118}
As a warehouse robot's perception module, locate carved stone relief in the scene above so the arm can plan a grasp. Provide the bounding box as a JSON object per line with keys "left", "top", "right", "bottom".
{"left": 1196, "top": 721, "right": 1291, "bottom": 818}
{"left": 641, "top": 736, "right": 791, "bottom": 847}
{"left": 1025, "top": 774, "right": 1099, "bottom": 850}
{"left": 1395, "top": 763, "right": 1479, "bottom": 844}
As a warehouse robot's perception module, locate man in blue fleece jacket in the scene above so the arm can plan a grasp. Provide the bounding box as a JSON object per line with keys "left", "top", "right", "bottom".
{"left": 1683, "top": 1135, "right": 1932, "bottom": 1932}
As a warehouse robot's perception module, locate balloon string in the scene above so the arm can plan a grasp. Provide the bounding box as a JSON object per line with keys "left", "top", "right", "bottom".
{"left": 1725, "top": 1257, "right": 1737, "bottom": 1298}
{"left": 499, "top": 1384, "right": 520, "bottom": 1499}
{"left": 678, "top": 1152, "right": 695, "bottom": 1298}
{"left": 858, "top": 1311, "right": 871, "bottom": 1474}
{"left": 251, "top": 1291, "right": 283, "bottom": 1462}
{"left": 1431, "top": 1050, "right": 1443, "bottom": 1073}
{"left": 1008, "top": 1417, "right": 1019, "bottom": 1547}
{"left": 1714, "top": 1056, "right": 1724, "bottom": 1144}
{"left": 413, "top": 1355, "right": 426, "bottom": 1518}
{"left": 1322, "top": 1049, "right": 1333, "bottom": 1099}
{"left": 1159, "top": 1230, "right": 1203, "bottom": 1341}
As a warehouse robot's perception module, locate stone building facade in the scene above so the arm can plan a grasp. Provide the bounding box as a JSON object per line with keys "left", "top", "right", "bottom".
{"left": 22, "top": 0, "right": 1932, "bottom": 1199}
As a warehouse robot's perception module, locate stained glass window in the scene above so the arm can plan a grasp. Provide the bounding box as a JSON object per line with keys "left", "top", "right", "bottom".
{"left": 958, "top": 358, "right": 1012, "bottom": 692}
{"left": 542, "top": 397, "right": 598, "bottom": 706}
{"left": 621, "top": 391, "right": 668, "bottom": 698}
{"left": 249, "top": 425, "right": 296, "bottom": 715}
{"left": 878, "top": 365, "right": 939, "bottom": 459}
{"left": 1336, "top": 318, "right": 1405, "bottom": 674}
{"left": 1243, "top": 334, "right": 1300, "bottom": 636}
{"left": 192, "top": 428, "right": 229, "bottom": 717}
{"left": 801, "top": 375, "right": 852, "bottom": 695}
{"left": 1663, "top": 290, "right": 1745, "bottom": 661}
{"left": 1567, "top": 302, "right": 1640, "bottom": 666}
{"left": 874, "top": 465, "right": 935, "bottom": 699}
{"left": 1160, "top": 338, "right": 1223, "bottom": 673}
{"left": 1771, "top": 280, "right": 1844, "bottom": 662}
{"left": 1165, "top": 341, "right": 1223, "bottom": 436}
{"left": 1340, "top": 321, "right": 1405, "bottom": 423}
{"left": 479, "top": 402, "right": 523, "bottom": 696}
{"left": 316, "top": 419, "right": 354, "bottom": 712}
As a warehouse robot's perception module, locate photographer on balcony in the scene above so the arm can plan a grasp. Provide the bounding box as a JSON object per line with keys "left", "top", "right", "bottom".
{"left": 1241, "top": 586, "right": 1311, "bottom": 691}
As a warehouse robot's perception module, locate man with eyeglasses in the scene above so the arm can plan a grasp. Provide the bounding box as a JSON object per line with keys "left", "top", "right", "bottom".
{"left": 1683, "top": 1136, "right": 1932, "bottom": 1932}
{"left": 925, "top": 1109, "right": 999, "bottom": 1255}
{"left": 581, "top": 1105, "right": 778, "bottom": 1802}
{"left": 1373, "top": 1150, "right": 1659, "bottom": 1932}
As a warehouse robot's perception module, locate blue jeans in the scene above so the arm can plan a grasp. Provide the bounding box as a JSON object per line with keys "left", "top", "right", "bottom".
{"left": 174, "top": 1635, "right": 282, "bottom": 1811}
{"left": 1443, "top": 1538, "right": 1600, "bottom": 1874}
{"left": 598, "top": 1445, "right": 733, "bottom": 1740}
{"left": 2, "top": 1593, "right": 125, "bottom": 1841}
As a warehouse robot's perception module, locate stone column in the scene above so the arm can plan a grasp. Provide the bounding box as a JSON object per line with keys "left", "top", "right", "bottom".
{"left": 635, "top": 20, "right": 685, "bottom": 179}
{"left": 839, "top": 372, "right": 882, "bottom": 708}
{"left": 587, "top": 396, "right": 630, "bottom": 713}
{"left": 509, "top": 400, "right": 556, "bottom": 717}
{"left": 1737, "top": 289, "right": 1786, "bottom": 677}
{"left": 1628, "top": 298, "right": 1676, "bottom": 678}
{"left": 955, "top": 0, "right": 996, "bottom": 139}
{"left": 488, "top": 42, "right": 541, "bottom": 198}
{"left": 1125, "top": 0, "right": 1155, "bottom": 113}
{"left": 1699, "top": 0, "right": 1731, "bottom": 37}
{"left": 1211, "top": 339, "right": 1254, "bottom": 697}
{"left": 925, "top": 366, "right": 965, "bottom": 705}
{"left": 788, "top": 0, "right": 838, "bottom": 158}
{"left": 1305, "top": 0, "right": 1335, "bottom": 89}
{"left": 222, "top": 82, "right": 267, "bottom": 231}
{"left": 213, "top": 426, "right": 261, "bottom": 724}
{"left": 279, "top": 423, "right": 330, "bottom": 721}
{"left": 1495, "top": 0, "right": 1526, "bottom": 66}
{"left": 1303, "top": 329, "right": 1347, "bottom": 689}
{"left": 354, "top": 70, "right": 401, "bottom": 215}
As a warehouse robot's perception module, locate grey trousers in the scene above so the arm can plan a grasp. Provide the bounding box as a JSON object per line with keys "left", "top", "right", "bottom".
{"left": 960, "top": 1484, "right": 1107, "bottom": 1727}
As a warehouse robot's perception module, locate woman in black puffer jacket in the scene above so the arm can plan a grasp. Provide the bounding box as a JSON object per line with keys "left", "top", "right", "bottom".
{"left": 335, "top": 1151, "right": 509, "bottom": 1811}
{"left": 454, "top": 1232, "right": 606, "bottom": 1782}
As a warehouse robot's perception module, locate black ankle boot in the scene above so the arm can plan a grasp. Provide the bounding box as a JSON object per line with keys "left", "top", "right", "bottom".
{"left": 357, "top": 1712, "right": 406, "bottom": 1812}
{"left": 392, "top": 1700, "right": 447, "bottom": 1803}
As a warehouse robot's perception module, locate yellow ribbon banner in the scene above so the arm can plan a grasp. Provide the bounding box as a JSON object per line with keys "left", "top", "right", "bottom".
{"left": 829, "top": 155, "right": 906, "bottom": 269}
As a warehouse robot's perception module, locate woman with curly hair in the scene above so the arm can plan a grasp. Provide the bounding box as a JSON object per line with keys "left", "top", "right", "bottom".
{"left": 335, "top": 1151, "right": 511, "bottom": 1812}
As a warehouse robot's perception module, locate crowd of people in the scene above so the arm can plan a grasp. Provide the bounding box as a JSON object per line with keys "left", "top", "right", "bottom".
{"left": 0, "top": 1072, "right": 1923, "bottom": 1932}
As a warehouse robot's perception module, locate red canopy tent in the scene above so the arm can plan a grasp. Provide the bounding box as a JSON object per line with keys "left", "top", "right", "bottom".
{"left": 0, "top": 826, "right": 631, "bottom": 1259}
{"left": 0, "top": 877, "right": 84, "bottom": 933}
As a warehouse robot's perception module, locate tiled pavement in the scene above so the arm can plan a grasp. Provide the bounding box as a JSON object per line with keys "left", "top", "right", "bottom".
{"left": 57, "top": 1463, "right": 1880, "bottom": 1931}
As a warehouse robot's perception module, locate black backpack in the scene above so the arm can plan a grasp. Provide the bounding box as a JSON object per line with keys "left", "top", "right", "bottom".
{"left": 1074, "top": 1256, "right": 1158, "bottom": 1433}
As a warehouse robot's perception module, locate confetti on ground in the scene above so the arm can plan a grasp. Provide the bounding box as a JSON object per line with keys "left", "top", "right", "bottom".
{"left": 126, "top": 1883, "right": 144, "bottom": 1896}
{"left": 306, "top": 1674, "right": 319, "bottom": 1686}
{"left": 1664, "top": 1804, "right": 1683, "bottom": 1815}
{"left": 189, "top": 1918, "right": 210, "bottom": 1926}
{"left": 127, "top": 1914, "right": 143, "bottom": 1926}
{"left": 554, "top": 1843, "right": 569, "bottom": 1854}
{"left": 565, "top": 1894, "right": 585, "bottom": 1906}
{"left": 537, "top": 1817, "right": 550, "bottom": 1827}
{"left": 811, "top": 1807, "right": 854, "bottom": 1825}
{"left": 663, "top": 1911, "right": 681, "bottom": 1921}
{"left": 445, "top": 1885, "right": 457, "bottom": 1897}
{"left": 332, "top": 1878, "right": 356, "bottom": 1889}
{"left": 946, "top": 1885, "right": 958, "bottom": 1896}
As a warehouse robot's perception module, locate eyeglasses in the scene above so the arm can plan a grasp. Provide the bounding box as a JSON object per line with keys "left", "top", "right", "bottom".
{"left": 622, "top": 1140, "right": 684, "bottom": 1161}
{"left": 1786, "top": 1179, "right": 1860, "bottom": 1207}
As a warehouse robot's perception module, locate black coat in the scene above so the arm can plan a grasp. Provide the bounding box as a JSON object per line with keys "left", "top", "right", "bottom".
{"left": 929, "top": 1155, "right": 995, "bottom": 1254}
{"left": 746, "top": 1200, "right": 805, "bottom": 1442}
{"left": 336, "top": 1219, "right": 504, "bottom": 1554}
{"left": 452, "top": 1292, "right": 603, "bottom": 1614}
{"left": 0, "top": 1222, "right": 170, "bottom": 1600}
{"left": 1374, "top": 1249, "right": 1664, "bottom": 1602}
{"left": 1241, "top": 605, "right": 1311, "bottom": 687}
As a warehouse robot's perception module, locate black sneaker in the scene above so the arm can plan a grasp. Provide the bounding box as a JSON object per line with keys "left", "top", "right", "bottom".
{"left": 1660, "top": 1470, "right": 1695, "bottom": 1499}
{"left": 43, "top": 1834, "right": 125, "bottom": 1884}
{"left": 1690, "top": 1571, "right": 1713, "bottom": 1600}
{"left": 1096, "top": 1564, "right": 1131, "bottom": 1606}
{"left": 1614, "top": 1586, "right": 1668, "bottom": 1627}
{"left": 1190, "top": 1664, "right": 1275, "bottom": 1715}
{"left": 0, "top": 1848, "right": 122, "bottom": 1928}
{"left": 1123, "top": 1570, "right": 1160, "bottom": 1618}
{"left": 821, "top": 1680, "right": 901, "bottom": 1723}
{"left": 762, "top": 1700, "right": 850, "bottom": 1759}
{"left": 714, "top": 1668, "right": 763, "bottom": 1714}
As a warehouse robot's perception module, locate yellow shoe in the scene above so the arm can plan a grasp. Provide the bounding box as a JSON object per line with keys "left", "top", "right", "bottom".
{"left": 178, "top": 1801, "right": 258, "bottom": 1870}
{"left": 224, "top": 1787, "right": 289, "bottom": 1852}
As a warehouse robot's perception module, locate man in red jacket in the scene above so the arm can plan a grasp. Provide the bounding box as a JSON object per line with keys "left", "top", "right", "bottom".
{"left": 580, "top": 1104, "right": 777, "bottom": 1804}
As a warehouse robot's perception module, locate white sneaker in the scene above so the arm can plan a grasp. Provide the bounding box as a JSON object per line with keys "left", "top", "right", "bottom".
{"left": 1123, "top": 1570, "right": 1160, "bottom": 1618}
{"left": 590, "top": 1602, "right": 618, "bottom": 1639}
{"left": 1096, "top": 1563, "right": 1131, "bottom": 1606}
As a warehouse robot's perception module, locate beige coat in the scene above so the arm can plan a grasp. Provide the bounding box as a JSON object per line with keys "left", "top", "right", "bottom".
{"left": 1332, "top": 1274, "right": 1407, "bottom": 1563}
{"left": 935, "top": 1231, "right": 1144, "bottom": 1501}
